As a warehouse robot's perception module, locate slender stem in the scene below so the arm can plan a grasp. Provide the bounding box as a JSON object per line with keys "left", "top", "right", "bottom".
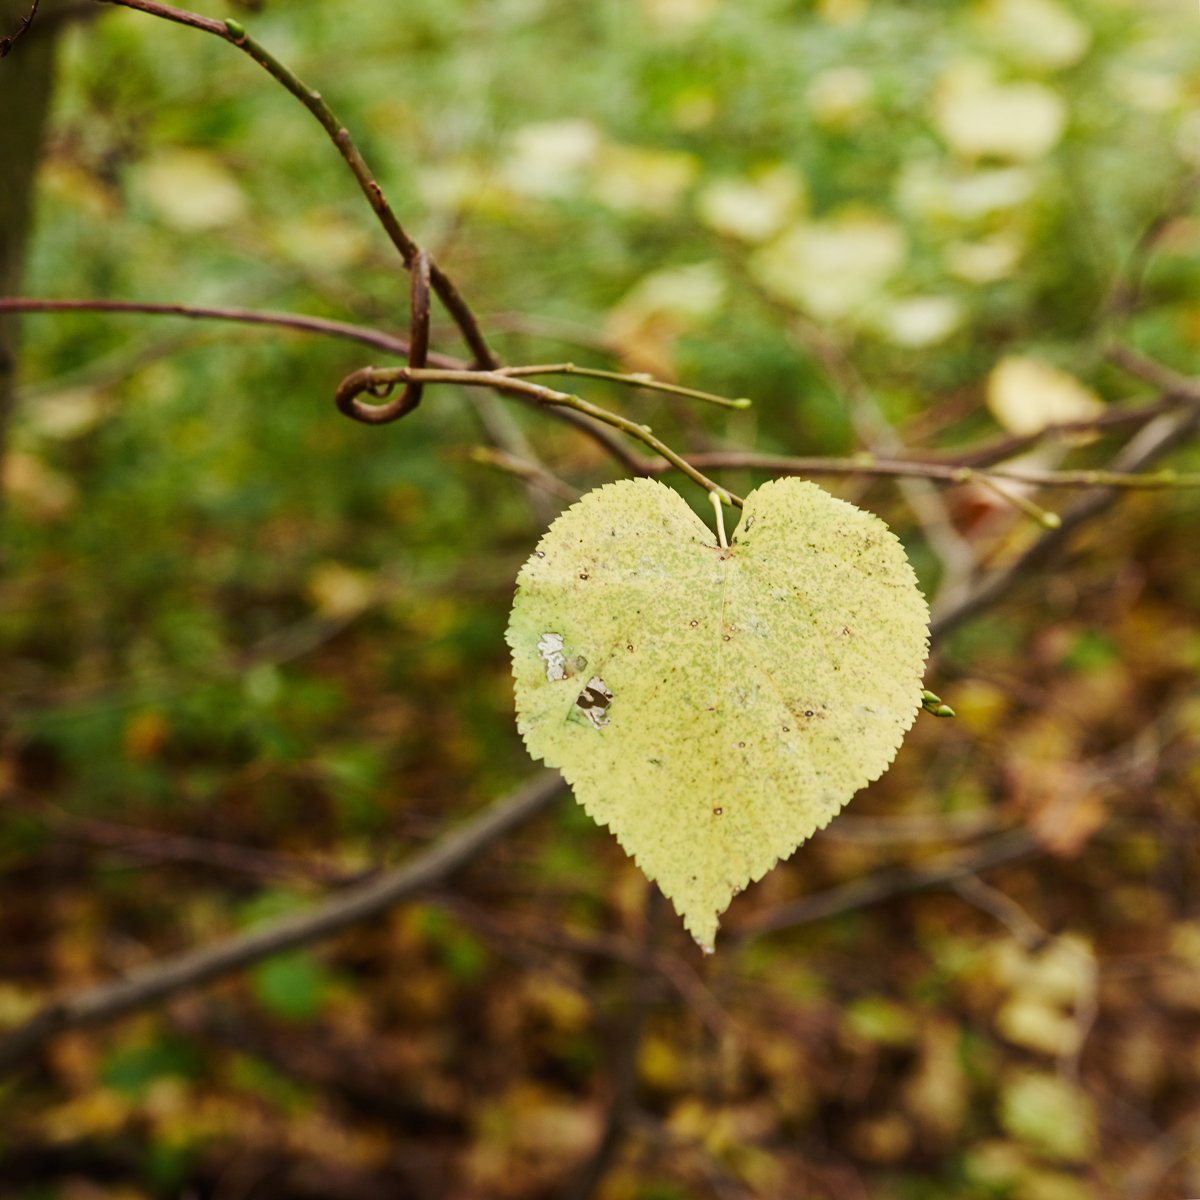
{"left": 0, "top": 296, "right": 655, "bottom": 476}
{"left": 8, "top": 299, "right": 1196, "bottom": 494}
{"left": 642, "top": 450, "right": 1200, "bottom": 491}
{"left": 498, "top": 362, "right": 752, "bottom": 410}
{"left": 104, "top": 0, "right": 222, "bottom": 33}
{"left": 562, "top": 393, "right": 743, "bottom": 507}
{"left": 0, "top": 0, "right": 40, "bottom": 54}
{"left": 1101, "top": 172, "right": 1200, "bottom": 329}
{"left": 36, "top": 804, "right": 360, "bottom": 885}
{"left": 729, "top": 829, "right": 1038, "bottom": 944}
{"left": 902, "top": 395, "right": 1188, "bottom": 469}
{"left": 982, "top": 467, "right": 1197, "bottom": 490}
{"left": 99, "top": 0, "right": 498, "bottom": 368}
{"left": 467, "top": 446, "right": 579, "bottom": 502}
{"left": 930, "top": 408, "right": 1200, "bottom": 641}
{"left": 343, "top": 365, "right": 743, "bottom": 505}
{"left": 958, "top": 467, "right": 1062, "bottom": 529}
{"left": 0, "top": 295, "right": 463, "bottom": 363}
{"left": 1106, "top": 344, "right": 1200, "bottom": 400}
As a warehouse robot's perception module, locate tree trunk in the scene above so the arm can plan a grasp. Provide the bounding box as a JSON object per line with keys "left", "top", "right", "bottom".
{"left": 0, "top": 1, "right": 63, "bottom": 540}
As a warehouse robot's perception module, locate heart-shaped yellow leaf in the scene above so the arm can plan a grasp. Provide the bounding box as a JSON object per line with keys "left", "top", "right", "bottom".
{"left": 507, "top": 477, "right": 929, "bottom": 950}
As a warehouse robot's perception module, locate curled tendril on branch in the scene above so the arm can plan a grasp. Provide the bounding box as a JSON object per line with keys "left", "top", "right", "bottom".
{"left": 335, "top": 250, "right": 431, "bottom": 425}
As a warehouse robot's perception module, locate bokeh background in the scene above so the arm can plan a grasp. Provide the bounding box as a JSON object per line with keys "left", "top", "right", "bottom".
{"left": 4, "top": 0, "right": 1200, "bottom": 1196}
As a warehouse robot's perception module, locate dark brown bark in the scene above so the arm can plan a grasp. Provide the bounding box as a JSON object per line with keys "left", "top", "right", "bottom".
{"left": 0, "top": 0, "right": 62, "bottom": 538}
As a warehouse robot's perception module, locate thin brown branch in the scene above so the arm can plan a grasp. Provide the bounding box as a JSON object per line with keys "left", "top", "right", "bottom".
{"left": 644, "top": 449, "right": 1200, "bottom": 491}
{"left": 499, "top": 363, "right": 752, "bottom": 411}
{"left": 930, "top": 405, "right": 1200, "bottom": 641}
{"left": 0, "top": 295, "right": 455, "bottom": 362}
{"left": 10, "top": 305, "right": 1189, "bottom": 494}
{"left": 729, "top": 828, "right": 1038, "bottom": 944}
{"left": 337, "top": 365, "right": 743, "bottom": 504}
{"left": 783, "top": 312, "right": 976, "bottom": 586}
{"left": 467, "top": 445, "right": 580, "bottom": 502}
{"left": 901, "top": 395, "right": 1188, "bottom": 469}
{"left": 98, "top": 0, "right": 498, "bottom": 368}
{"left": 41, "top": 807, "right": 361, "bottom": 885}
{"left": 0, "top": 0, "right": 39, "bottom": 54}
{"left": 1103, "top": 172, "right": 1200, "bottom": 327}
{"left": 1107, "top": 343, "right": 1200, "bottom": 400}
{"left": 0, "top": 295, "right": 646, "bottom": 482}
{"left": 0, "top": 771, "right": 566, "bottom": 1073}
{"left": 104, "top": 0, "right": 221, "bottom": 32}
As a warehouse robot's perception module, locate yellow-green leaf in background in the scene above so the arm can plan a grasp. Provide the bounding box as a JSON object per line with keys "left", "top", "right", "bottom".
{"left": 750, "top": 211, "right": 906, "bottom": 321}
{"left": 933, "top": 65, "right": 1067, "bottom": 161}
{"left": 1000, "top": 1071, "right": 1097, "bottom": 1161}
{"left": 506, "top": 478, "right": 929, "bottom": 950}
{"left": 987, "top": 355, "right": 1103, "bottom": 435}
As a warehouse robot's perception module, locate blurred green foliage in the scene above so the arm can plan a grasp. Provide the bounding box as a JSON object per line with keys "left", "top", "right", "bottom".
{"left": 4, "top": 0, "right": 1200, "bottom": 1196}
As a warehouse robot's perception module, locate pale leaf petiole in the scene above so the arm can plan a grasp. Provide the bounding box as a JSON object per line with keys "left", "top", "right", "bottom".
{"left": 710, "top": 490, "right": 729, "bottom": 549}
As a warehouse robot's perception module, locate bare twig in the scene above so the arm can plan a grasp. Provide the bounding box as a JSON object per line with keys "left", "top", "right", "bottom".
{"left": 97, "top": 0, "right": 498, "bottom": 369}
{"left": 0, "top": 0, "right": 38, "bottom": 54}
{"left": 0, "top": 295, "right": 445, "bottom": 362}
{"left": 1103, "top": 172, "right": 1200, "bottom": 327}
{"left": 0, "top": 771, "right": 566, "bottom": 1073}
{"left": 1107, "top": 343, "right": 1200, "bottom": 400}
{"left": 909, "top": 395, "right": 1189, "bottom": 469}
{"left": 499, "top": 363, "right": 752, "bottom": 411}
{"left": 950, "top": 874, "right": 1048, "bottom": 950}
{"left": 335, "top": 365, "right": 743, "bottom": 505}
{"left": 31, "top": 306, "right": 1195, "bottom": 498}
{"left": 10, "top": 304, "right": 1190, "bottom": 494}
{"left": 0, "top": 295, "right": 650, "bottom": 475}
{"left": 729, "top": 828, "right": 1038, "bottom": 944}
{"left": 467, "top": 445, "right": 580, "bottom": 502}
{"left": 647, "top": 449, "right": 1200, "bottom": 492}
{"left": 820, "top": 809, "right": 1000, "bottom": 845}
{"left": 787, "top": 314, "right": 976, "bottom": 588}
{"left": 931, "top": 406, "right": 1200, "bottom": 641}
{"left": 36, "top": 806, "right": 361, "bottom": 885}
